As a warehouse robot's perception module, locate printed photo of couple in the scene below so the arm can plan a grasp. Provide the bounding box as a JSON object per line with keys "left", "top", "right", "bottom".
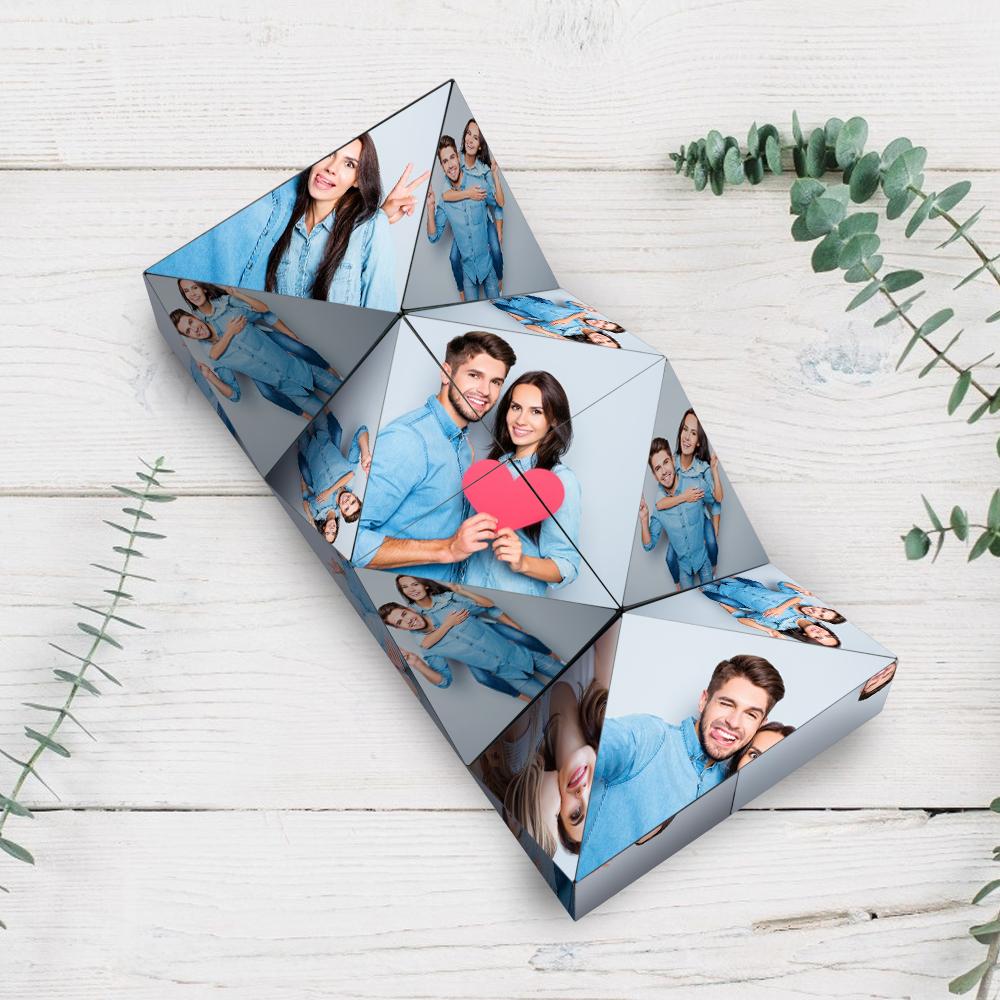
{"left": 624, "top": 359, "right": 767, "bottom": 606}
{"left": 403, "top": 88, "right": 556, "bottom": 310}
{"left": 410, "top": 287, "right": 660, "bottom": 357}
{"left": 350, "top": 316, "right": 666, "bottom": 606}
{"left": 354, "top": 566, "right": 614, "bottom": 762}
{"left": 475, "top": 613, "right": 894, "bottom": 880}
{"left": 149, "top": 82, "right": 450, "bottom": 313}
{"left": 146, "top": 272, "right": 390, "bottom": 475}
{"left": 634, "top": 562, "right": 897, "bottom": 659}
{"left": 266, "top": 324, "right": 401, "bottom": 559}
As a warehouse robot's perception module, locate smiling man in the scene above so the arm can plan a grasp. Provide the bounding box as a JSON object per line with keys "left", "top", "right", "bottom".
{"left": 575, "top": 654, "right": 785, "bottom": 878}
{"left": 353, "top": 330, "right": 517, "bottom": 580}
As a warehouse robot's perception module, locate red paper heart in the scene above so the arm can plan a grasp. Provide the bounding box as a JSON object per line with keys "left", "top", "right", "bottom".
{"left": 462, "top": 459, "right": 564, "bottom": 532}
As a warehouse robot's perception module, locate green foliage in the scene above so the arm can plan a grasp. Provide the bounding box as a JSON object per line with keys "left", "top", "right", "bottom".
{"left": 0, "top": 457, "right": 174, "bottom": 930}
{"left": 670, "top": 113, "right": 1000, "bottom": 569}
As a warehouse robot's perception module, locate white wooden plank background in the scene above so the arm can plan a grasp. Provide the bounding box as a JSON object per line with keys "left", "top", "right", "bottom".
{"left": 2, "top": 1, "right": 999, "bottom": 996}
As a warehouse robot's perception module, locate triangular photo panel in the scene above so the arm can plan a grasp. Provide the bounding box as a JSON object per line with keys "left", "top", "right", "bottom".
{"left": 146, "top": 80, "right": 898, "bottom": 920}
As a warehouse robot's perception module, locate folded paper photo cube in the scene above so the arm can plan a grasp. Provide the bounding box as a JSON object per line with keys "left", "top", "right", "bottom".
{"left": 144, "top": 81, "right": 897, "bottom": 918}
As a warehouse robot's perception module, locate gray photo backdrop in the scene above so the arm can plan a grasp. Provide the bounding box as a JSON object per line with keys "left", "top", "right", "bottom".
{"left": 623, "top": 359, "right": 769, "bottom": 607}
{"left": 146, "top": 273, "right": 393, "bottom": 476}
{"left": 266, "top": 322, "right": 403, "bottom": 561}
{"left": 405, "top": 315, "right": 666, "bottom": 605}
{"left": 355, "top": 567, "right": 615, "bottom": 764}
{"left": 633, "top": 561, "right": 897, "bottom": 660}
{"left": 150, "top": 81, "right": 450, "bottom": 310}
{"left": 414, "top": 287, "right": 661, "bottom": 356}
{"left": 402, "top": 83, "right": 557, "bottom": 310}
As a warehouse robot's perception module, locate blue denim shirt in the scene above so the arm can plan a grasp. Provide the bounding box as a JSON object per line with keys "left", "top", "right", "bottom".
{"left": 428, "top": 172, "right": 498, "bottom": 284}
{"left": 577, "top": 714, "right": 731, "bottom": 878}
{"left": 462, "top": 159, "right": 503, "bottom": 220}
{"left": 461, "top": 452, "right": 581, "bottom": 595}
{"left": 151, "top": 177, "right": 299, "bottom": 289}
{"left": 493, "top": 295, "right": 586, "bottom": 331}
{"left": 196, "top": 294, "right": 280, "bottom": 337}
{"left": 643, "top": 483, "right": 714, "bottom": 575}
{"left": 274, "top": 208, "right": 397, "bottom": 310}
{"left": 675, "top": 456, "right": 722, "bottom": 518}
{"left": 186, "top": 339, "right": 243, "bottom": 402}
{"left": 421, "top": 591, "right": 500, "bottom": 628}
{"left": 150, "top": 175, "right": 397, "bottom": 310}
{"left": 300, "top": 423, "right": 368, "bottom": 521}
{"left": 211, "top": 321, "right": 315, "bottom": 395}
{"left": 353, "top": 394, "right": 472, "bottom": 581}
{"left": 701, "top": 578, "right": 804, "bottom": 631}
{"left": 419, "top": 612, "right": 539, "bottom": 688}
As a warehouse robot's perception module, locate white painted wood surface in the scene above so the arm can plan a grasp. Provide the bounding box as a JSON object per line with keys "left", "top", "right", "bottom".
{"left": 1, "top": 1, "right": 999, "bottom": 995}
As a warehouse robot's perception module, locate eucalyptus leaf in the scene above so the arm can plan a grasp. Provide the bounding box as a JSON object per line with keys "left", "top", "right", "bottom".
{"left": 121, "top": 507, "right": 154, "bottom": 520}
{"left": 921, "top": 495, "right": 943, "bottom": 532}
{"left": 987, "top": 310, "right": 1000, "bottom": 323}
{"left": 0, "top": 838, "right": 34, "bottom": 865}
{"left": 765, "top": 134, "right": 781, "bottom": 174}
{"left": 112, "top": 546, "right": 145, "bottom": 558}
{"left": 834, "top": 116, "right": 867, "bottom": 168}
{"left": 790, "top": 215, "right": 812, "bottom": 242}
{"left": 967, "top": 399, "right": 990, "bottom": 424}
{"left": 968, "top": 531, "right": 992, "bottom": 561}
{"left": 918, "top": 309, "right": 953, "bottom": 337}
{"left": 846, "top": 280, "right": 881, "bottom": 311}
{"left": 903, "top": 527, "right": 930, "bottom": 560}
{"left": 904, "top": 194, "right": 937, "bottom": 238}
{"left": 709, "top": 167, "right": 724, "bottom": 196}
{"left": 812, "top": 234, "right": 844, "bottom": 273}
{"left": 705, "top": 131, "right": 725, "bottom": 170}
{"left": 882, "top": 270, "right": 923, "bottom": 292}
{"left": 0, "top": 794, "right": 33, "bottom": 819}
{"left": 824, "top": 117, "right": 844, "bottom": 146}
{"left": 723, "top": 146, "right": 744, "bottom": 184}
{"left": 791, "top": 110, "right": 802, "bottom": 146}
{"left": 747, "top": 122, "right": 759, "bottom": 156}
{"left": 838, "top": 233, "right": 880, "bottom": 270}
{"left": 880, "top": 137, "right": 912, "bottom": 168}
{"left": 53, "top": 669, "right": 100, "bottom": 696}
{"left": 24, "top": 727, "right": 70, "bottom": 758}
{"left": 693, "top": 161, "right": 708, "bottom": 191}
{"left": 805, "top": 197, "right": 846, "bottom": 236}
{"left": 937, "top": 206, "right": 984, "bottom": 249}
{"left": 951, "top": 506, "right": 969, "bottom": 542}
{"left": 745, "top": 155, "right": 764, "bottom": 185}
{"left": 932, "top": 180, "right": 971, "bottom": 215}
{"left": 988, "top": 489, "right": 1000, "bottom": 531}
{"left": 838, "top": 212, "right": 879, "bottom": 238}
{"left": 789, "top": 178, "right": 826, "bottom": 216}
{"left": 805, "top": 128, "right": 826, "bottom": 178}
{"left": 877, "top": 292, "right": 927, "bottom": 328}
{"left": 949, "top": 959, "right": 989, "bottom": 994}
{"left": 792, "top": 146, "right": 806, "bottom": 177}
{"left": 886, "top": 188, "right": 917, "bottom": 220}
{"left": 76, "top": 622, "right": 123, "bottom": 649}
{"left": 849, "top": 151, "right": 881, "bottom": 203}
{"left": 948, "top": 371, "right": 972, "bottom": 415}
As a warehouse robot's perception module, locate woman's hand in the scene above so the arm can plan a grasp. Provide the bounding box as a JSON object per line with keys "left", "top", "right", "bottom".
{"left": 381, "top": 163, "right": 431, "bottom": 224}
{"left": 680, "top": 486, "right": 705, "bottom": 503}
{"left": 466, "top": 185, "right": 487, "bottom": 202}
{"left": 493, "top": 527, "right": 525, "bottom": 573}
{"left": 443, "top": 608, "right": 469, "bottom": 629}
{"left": 762, "top": 606, "right": 784, "bottom": 619}
{"left": 223, "top": 315, "right": 247, "bottom": 338}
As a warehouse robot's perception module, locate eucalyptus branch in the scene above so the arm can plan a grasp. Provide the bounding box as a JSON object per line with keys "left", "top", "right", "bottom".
{"left": 0, "top": 457, "right": 175, "bottom": 930}
{"left": 906, "top": 491, "right": 1000, "bottom": 563}
{"left": 669, "top": 114, "right": 1000, "bottom": 566}
{"left": 948, "top": 796, "right": 1000, "bottom": 997}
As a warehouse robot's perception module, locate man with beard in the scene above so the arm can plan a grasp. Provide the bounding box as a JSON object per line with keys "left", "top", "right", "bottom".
{"left": 425, "top": 135, "right": 500, "bottom": 301}
{"left": 574, "top": 655, "right": 785, "bottom": 878}
{"left": 353, "top": 330, "right": 516, "bottom": 581}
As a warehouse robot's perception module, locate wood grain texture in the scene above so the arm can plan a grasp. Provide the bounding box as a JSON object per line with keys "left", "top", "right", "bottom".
{"left": 1, "top": 1, "right": 999, "bottom": 994}
{"left": 0, "top": 809, "right": 996, "bottom": 998}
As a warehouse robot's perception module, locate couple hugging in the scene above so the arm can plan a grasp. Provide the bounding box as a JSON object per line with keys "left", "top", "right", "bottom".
{"left": 354, "top": 330, "right": 581, "bottom": 597}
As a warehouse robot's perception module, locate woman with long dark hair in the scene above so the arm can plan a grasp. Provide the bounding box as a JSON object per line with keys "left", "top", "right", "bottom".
{"left": 463, "top": 371, "right": 581, "bottom": 596}
{"left": 443, "top": 119, "right": 505, "bottom": 299}
{"left": 265, "top": 135, "right": 399, "bottom": 308}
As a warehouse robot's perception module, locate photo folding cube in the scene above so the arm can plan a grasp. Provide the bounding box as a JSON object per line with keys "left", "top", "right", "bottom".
{"left": 144, "top": 80, "right": 897, "bottom": 918}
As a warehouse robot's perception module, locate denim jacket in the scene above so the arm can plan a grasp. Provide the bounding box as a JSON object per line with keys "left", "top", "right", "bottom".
{"left": 701, "top": 578, "right": 805, "bottom": 631}
{"left": 428, "top": 172, "right": 499, "bottom": 284}
{"left": 577, "top": 714, "right": 731, "bottom": 878}
{"left": 675, "top": 456, "right": 722, "bottom": 518}
{"left": 353, "top": 394, "right": 472, "bottom": 581}
{"left": 211, "top": 321, "right": 315, "bottom": 395}
{"left": 150, "top": 174, "right": 397, "bottom": 310}
{"left": 420, "top": 613, "right": 539, "bottom": 688}
{"left": 461, "top": 451, "right": 581, "bottom": 596}
{"left": 462, "top": 159, "right": 504, "bottom": 220}
{"left": 197, "top": 294, "right": 280, "bottom": 337}
{"left": 643, "top": 482, "right": 714, "bottom": 575}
